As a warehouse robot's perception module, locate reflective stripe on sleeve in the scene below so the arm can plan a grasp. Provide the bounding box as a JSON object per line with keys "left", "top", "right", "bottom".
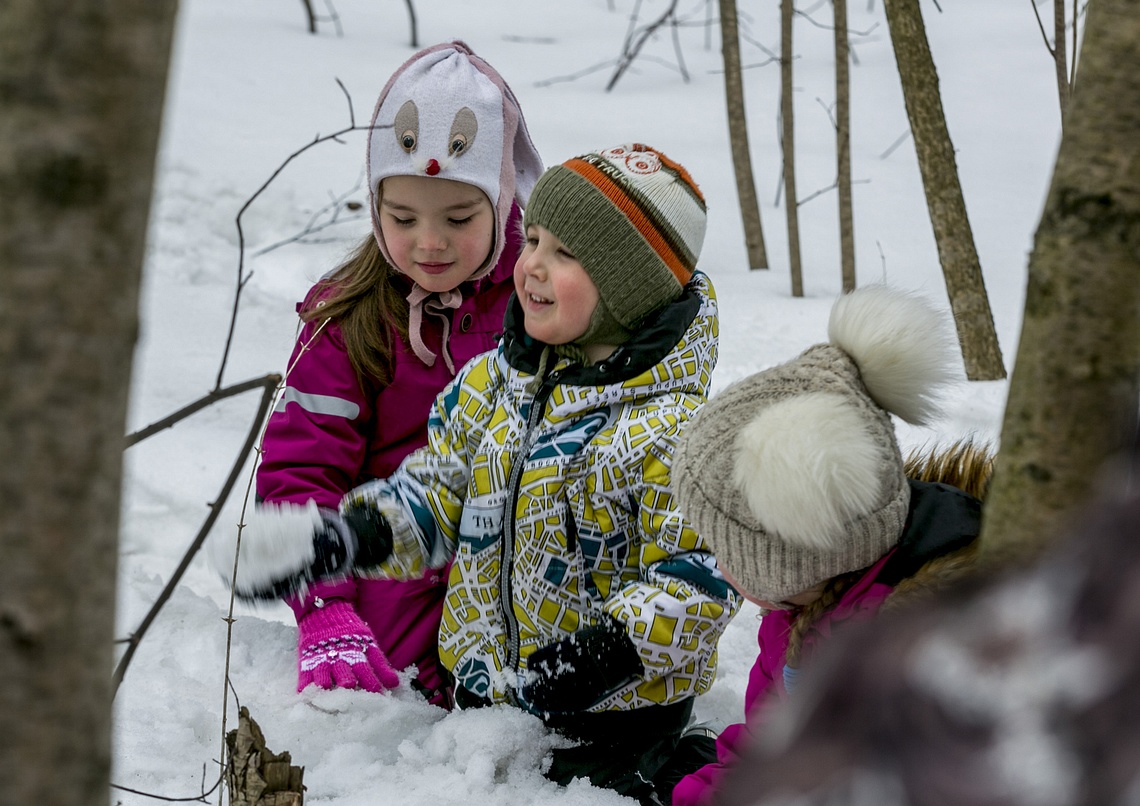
{"left": 274, "top": 387, "right": 361, "bottom": 419}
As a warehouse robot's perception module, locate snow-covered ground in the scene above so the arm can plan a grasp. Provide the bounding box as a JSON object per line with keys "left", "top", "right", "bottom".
{"left": 112, "top": 1, "right": 1060, "bottom": 803}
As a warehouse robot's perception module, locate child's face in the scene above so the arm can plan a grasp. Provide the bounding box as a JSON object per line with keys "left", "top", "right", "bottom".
{"left": 718, "top": 563, "right": 825, "bottom": 611}
{"left": 378, "top": 175, "right": 495, "bottom": 293}
{"left": 514, "top": 225, "right": 602, "bottom": 352}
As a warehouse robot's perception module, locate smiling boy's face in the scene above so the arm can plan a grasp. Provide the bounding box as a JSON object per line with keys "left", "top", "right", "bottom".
{"left": 514, "top": 225, "right": 615, "bottom": 363}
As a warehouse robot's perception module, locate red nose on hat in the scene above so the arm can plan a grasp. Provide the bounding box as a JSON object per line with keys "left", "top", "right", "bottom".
{"left": 425, "top": 159, "right": 440, "bottom": 176}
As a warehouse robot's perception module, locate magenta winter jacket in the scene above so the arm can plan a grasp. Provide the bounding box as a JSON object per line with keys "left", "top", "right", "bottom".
{"left": 672, "top": 551, "right": 896, "bottom": 806}
{"left": 672, "top": 477, "right": 982, "bottom": 805}
{"left": 256, "top": 204, "right": 523, "bottom": 701}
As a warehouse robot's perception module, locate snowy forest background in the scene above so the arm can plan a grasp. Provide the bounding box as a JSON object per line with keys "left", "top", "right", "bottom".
{"left": 104, "top": 0, "right": 1077, "bottom": 803}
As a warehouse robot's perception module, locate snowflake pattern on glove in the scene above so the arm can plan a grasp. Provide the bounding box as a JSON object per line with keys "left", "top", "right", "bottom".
{"left": 295, "top": 600, "right": 401, "bottom": 693}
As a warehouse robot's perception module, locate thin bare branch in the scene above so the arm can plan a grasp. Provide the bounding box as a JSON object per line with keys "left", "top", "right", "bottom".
{"left": 793, "top": 6, "right": 877, "bottom": 36}
{"left": 214, "top": 83, "right": 376, "bottom": 391}
{"left": 215, "top": 320, "right": 330, "bottom": 806}
{"left": 403, "top": 0, "right": 418, "bottom": 48}
{"left": 299, "top": 0, "right": 315, "bottom": 33}
{"left": 299, "top": 0, "right": 342, "bottom": 36}
{"left": 322, "top": 0, "right": 343, "bottom": 37}
{"left": 535, "top": 59, "right": 622, "bottom": 88}
{"left": 124, "top": 375, "right": 281, "bottom": 448}
{"left": 251, "top": 175, "right": 367, "bottom": 259}
{"left": 1054, "top": 0, "right": 1070, "bottom": 120}
{"left": 669, "top": 10, "right": 691, "bottom": 82}
{"left": 816, "top": 95, "right": 838, "bottom": 129}
{"left": 1031, "top": 0, "right": 1055, "bottom": 54}
{"left": 502, "top": 34, "right": 558, "bottom": 44}
{"left": 110, "top": 763, "right": 222, "bottom": 803}
{"left": 879, "top": 128, "right": 912, "bottom": 159}
{"left": 1070, "top": 0, "right": 1078, "bottom": 86}
{"left": 112, "top": 374, "right": 282, "bottom": 696}
{"left": 607, "top": 0, "right": 684, "bottom": 91}
{"left": 797, "top": 176, "right": 870, "bottom": 206}
{"left": 740, "top": 31, "right": 780, "bottom": 61}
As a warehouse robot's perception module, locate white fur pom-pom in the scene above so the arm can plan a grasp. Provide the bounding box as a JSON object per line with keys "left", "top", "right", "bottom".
{"left": 732, "top": 393, "right": 893, "bottom": 550}
{"left": 208, "top": 501, "right": 321, "bottom": 597}
{"left": 827, "top": 285, "right": 958, "bottom": 425}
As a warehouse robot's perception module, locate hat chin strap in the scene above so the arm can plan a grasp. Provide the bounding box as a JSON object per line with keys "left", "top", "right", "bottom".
{"left": 406, "top": 285, "right": 462, "bottom": 373}
{"left": 396, "top": 238, "right": 498, "bottom": 374}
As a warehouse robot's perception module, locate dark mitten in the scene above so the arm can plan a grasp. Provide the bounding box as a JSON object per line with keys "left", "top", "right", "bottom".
{"left": 521, "top": 615, "right": 644, "bottom": 714}
{"left": 341, "top": 500, "right": 395, "bottom": 569}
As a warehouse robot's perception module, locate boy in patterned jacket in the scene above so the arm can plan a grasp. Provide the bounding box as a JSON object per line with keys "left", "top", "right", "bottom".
{"left": 224, "top": 143, "right": 740, "bottom": 804}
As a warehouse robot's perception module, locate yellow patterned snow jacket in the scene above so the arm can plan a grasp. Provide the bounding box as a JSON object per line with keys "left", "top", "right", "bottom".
{"left": 342, "top": 272, "right": 739, "bottom": 711}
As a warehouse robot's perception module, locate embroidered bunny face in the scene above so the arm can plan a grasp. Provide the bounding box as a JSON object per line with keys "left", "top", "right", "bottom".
{"left": 392, "top": 99, "right": 480, "bottom": 177}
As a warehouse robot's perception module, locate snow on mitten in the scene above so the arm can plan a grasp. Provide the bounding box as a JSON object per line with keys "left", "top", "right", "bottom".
{"left": 296, "top": 599, "right": 401, "bottom": 693}
{"left": 520, "top": 615, "right": 643, "bottom": 714}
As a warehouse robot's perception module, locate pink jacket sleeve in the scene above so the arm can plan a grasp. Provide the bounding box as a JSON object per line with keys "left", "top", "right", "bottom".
{"left": 257, "top": 314, "right": 373, "bottom": 510}
{"left": 257, "top": 307, "right": 374, "bottom": 615}
{"left": 673, "top": 560, "right": 900, "bottom": 805}
{"left": 672, "top": 614, "right": 792, "bottom": 806}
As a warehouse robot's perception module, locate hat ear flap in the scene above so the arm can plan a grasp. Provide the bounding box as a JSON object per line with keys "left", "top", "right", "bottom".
{"left": 505, "top": 91, "right": 544, "bottom": 205}
{"left": 732, "top": 392, "right": 893, "bottom": 551}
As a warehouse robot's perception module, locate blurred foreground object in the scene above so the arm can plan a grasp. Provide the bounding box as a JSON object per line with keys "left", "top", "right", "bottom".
{"left": 717, "top": 449, "right": 1140, "bottom": 806}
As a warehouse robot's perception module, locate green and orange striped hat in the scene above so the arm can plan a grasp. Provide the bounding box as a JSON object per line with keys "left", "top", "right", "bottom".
{"left": 523, "top": 143, "right": 707, "bottom": 344}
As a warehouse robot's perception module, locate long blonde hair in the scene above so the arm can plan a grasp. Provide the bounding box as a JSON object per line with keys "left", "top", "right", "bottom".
{"left": 300, "top": 235, "right": 410, "bottom": 386}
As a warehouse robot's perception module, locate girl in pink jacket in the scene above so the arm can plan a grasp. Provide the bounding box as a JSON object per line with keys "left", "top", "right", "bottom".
{"left": 669, "top": 286, "right": 987, "bottom": 805}
{"left": 255, "top": 41, "right": 542, "bottom": 706}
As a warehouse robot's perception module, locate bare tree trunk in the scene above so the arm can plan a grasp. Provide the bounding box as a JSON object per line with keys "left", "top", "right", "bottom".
{"left": 835, "top": 0, "right": 856, "bottom": 292}
{"left": 980, "top": 0, "right": 1140, "bottom": 568}
{"left": 0, "top": 2, "right": 176, "bottom": 803}
{"left": 781, "top": 0, "right": 804, "bottom": 297}
{"left": 719, "top": 0, "right": 769, "bottom": 269}
{"left": 1053, "top": 0, "right": 1070, "bottom": 122}
{"left": 883, "top": 0, "right": 1006, "bottom": 380}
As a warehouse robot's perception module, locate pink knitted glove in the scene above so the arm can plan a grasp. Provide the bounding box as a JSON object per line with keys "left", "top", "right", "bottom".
{"left": 296, "top": 599, "right": 401, "bottom": 693}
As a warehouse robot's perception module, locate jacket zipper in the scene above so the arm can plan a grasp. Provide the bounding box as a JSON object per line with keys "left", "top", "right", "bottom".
{"left": 499, "top": 362, "right": 558, "bottom": 705}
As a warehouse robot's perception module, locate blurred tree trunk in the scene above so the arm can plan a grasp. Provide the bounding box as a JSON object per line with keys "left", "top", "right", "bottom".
{"left": 980, "top": 0, "right": 1140, "bottom": 567}
{"left": 719, "top": 0, "right": 769, "bottom": 270}
{"left": 834, "top": 0, "right": 856, "bottom": 291}
{"left": 781, "top": 0, "right": 804, "bottom": 297}
{"left": 883, "top": 0, "right": 1006, "bottom": 380}
{"left": 0, "top": 1, "right": 176, "bottom": 803}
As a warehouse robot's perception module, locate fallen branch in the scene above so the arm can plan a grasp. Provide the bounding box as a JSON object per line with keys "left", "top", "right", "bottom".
{"left": 110, "top": 763, "right": 222, "bottom": 803}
